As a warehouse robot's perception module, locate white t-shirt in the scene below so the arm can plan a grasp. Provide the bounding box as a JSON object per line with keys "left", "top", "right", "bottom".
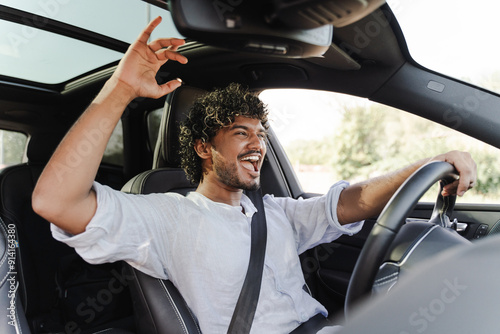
{"left": 51, "top": 180, "right": 363, "bottom": 333}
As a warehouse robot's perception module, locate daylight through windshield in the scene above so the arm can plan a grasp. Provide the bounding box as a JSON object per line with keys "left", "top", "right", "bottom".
{"left": 389, "top": 0, "right": 500, "bottom": 95}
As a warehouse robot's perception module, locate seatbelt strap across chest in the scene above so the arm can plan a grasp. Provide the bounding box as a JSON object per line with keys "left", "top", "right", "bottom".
{"left": 227, "top": 188, "right": 267, "bottom": 334}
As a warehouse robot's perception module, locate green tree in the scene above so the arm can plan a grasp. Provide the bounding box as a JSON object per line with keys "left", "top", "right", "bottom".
{"left": 333, "top": 105, "right": 386, "bottom": 180}
{"left": 283, "top": 101, "right": 500, "bottom": 202}
{"left": 0, "top": 130, "right": 27, "bottom": 166}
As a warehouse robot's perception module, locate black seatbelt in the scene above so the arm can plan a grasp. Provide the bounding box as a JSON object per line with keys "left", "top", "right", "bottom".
{"left": 289, "top": 313, "right": 331, "bottom": 333}
{"left": 227, "top": 188, "right": 267, "bottom": 334}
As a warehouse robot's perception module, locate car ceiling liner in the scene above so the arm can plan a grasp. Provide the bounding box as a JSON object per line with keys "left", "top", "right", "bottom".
{"left": 167, "top": 0, "right": 386, "bottom": 59}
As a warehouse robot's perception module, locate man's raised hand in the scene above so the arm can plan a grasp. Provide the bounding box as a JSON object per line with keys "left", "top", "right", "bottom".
{"left": 112, "top": 16, "right": 188, "bottom": 100}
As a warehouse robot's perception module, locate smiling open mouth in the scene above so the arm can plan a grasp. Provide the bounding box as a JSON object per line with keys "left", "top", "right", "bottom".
{"left": 240, "top": 155, "right": 260, "bottom": 172}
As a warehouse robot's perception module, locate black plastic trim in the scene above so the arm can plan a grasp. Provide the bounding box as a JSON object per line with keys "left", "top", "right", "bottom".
{"left": 0, "top": 5, "right": 129, "bottom": 53}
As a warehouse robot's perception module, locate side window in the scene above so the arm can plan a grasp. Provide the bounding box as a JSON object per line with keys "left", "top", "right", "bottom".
{"left": 102, "top": 119, "right": 124, "bottom": 166}
{"left": 260, "top": 89, "right": 500, "bottom": 204}
{"left": 0, "top": 129, "right": 28, "bottom": 169}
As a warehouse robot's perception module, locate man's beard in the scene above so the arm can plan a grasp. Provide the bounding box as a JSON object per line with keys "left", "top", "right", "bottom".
{"left": 214, "top": 158, "right": 260, "bottom": 191}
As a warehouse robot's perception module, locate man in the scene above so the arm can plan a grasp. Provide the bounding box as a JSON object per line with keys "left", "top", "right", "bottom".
{"left": 32, "top": 17, "right": 477, "bottom": 333}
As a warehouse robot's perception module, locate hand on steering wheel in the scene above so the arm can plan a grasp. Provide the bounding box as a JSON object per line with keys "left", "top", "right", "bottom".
{"left": 344, "top": 161, "right": 458, "bottom": 317}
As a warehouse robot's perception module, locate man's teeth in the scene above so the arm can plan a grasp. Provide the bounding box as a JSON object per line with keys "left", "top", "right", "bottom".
{"left": 241, "top": 156, "right": 259, "bottom": 161}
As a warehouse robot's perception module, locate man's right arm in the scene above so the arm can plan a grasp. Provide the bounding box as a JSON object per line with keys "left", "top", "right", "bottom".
{"left": 337, "top": 151, "right": 477, "bottom": 225}
{"left": 32, "top": 17, "right": 187, "bottom": 235}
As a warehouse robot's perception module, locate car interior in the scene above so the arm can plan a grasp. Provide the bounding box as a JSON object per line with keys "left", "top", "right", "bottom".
{"left": 1, "top": 0, "right": 500, "bottom": 333}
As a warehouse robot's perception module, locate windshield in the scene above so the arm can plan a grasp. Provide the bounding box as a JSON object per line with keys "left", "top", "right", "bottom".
{"left": 0, "top": 0, "right": 182, "bottom": 84}
{"left": 389, "top": 0, "right": 500, "bottom": 95}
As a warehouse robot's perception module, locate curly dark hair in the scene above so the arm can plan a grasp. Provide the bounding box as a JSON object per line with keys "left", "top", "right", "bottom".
{"left": 179, "top": 83, "right": 269, "bottom": 184}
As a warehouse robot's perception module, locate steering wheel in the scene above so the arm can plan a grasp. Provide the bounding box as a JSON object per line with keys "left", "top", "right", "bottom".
{"left": 344, "top": 161, "right": 458, "bottom": 316}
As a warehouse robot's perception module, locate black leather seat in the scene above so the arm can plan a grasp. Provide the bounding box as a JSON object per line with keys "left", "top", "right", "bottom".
{"left": 0, "top": 216, "right": 31, "bottom": 333}
{"left": 121, "top": 86, "right": 207, "bottom": 334}
{"left": 0, "top": 133, "right": 135, "bottom": 333}
{"left": 0, "top": 134, "right": 76, "bottom": 332}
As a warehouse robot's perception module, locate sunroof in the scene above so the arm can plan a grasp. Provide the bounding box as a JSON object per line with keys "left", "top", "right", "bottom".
{"left": 0, "top": 20, "right": 123, "bottom": 84}
{"left": 0, "top": 0, "right": 182, "bottom": 85}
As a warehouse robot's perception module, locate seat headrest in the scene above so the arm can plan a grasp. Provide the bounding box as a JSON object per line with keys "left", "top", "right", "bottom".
{"left": 26, "top": 133, "right": 65, "bottom": 164}
{"left": 153, "top": 86, "right": 208, "bottom": 169}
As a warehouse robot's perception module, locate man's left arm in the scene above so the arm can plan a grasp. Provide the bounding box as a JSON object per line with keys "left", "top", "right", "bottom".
{"left": 337, "top": 151, "right": 477, "bottom": 225}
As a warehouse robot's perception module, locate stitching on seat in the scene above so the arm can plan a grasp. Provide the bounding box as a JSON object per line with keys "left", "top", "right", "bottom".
{"left": 158, "top": 279, "right": 188, "bottom": 334}
{"left": 16, "top": 310, "right": 23, "bottom": 334}
{"left": 185, "top": 301, "right": 202, "bottom": 334}
{"left": 0, "top": 183, "right": 29, "bottom": 311}
{"left": 0, "top": 219, "right": 24, "bottom": 331}
{"left": 0, "top": 270, "right": 12, "bottom": 289}
{"left": 0, "top": 272, "right": 8, "bottom": 290}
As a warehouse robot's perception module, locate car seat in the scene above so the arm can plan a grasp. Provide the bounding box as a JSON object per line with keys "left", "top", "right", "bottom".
{"left": 121, "top": 86, "right": 207, "bottom": 334}
{"left": 0, "top": 216, "right": 31, "bottom": 333}
{"left": 122, "top": 84, "right": 286, "bottom": 333}
{"left": 0, "top": 133, "right": 76, "bottom": 332}
{"left": 0, "top": 133, "right": 135, "bottom": 332}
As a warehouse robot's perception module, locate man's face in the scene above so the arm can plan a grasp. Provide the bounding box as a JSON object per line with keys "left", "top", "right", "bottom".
{"left": 208, "top": 116, "right": 267, "bottom": 191}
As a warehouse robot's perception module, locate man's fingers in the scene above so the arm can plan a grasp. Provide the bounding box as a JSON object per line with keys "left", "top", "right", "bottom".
{"left": 156, "top": 48, "right": 188, "bottom": 64}
{"left": 442, "top": 180, "right": 459, "bottom": 197}
{"left": 438, "top": 151, "right": 477, "bottom": 197}
{"left": 457, "top": 176, "right": 474, "bottom": 196}
{"left": 442, "top": 177, "right": 476, "bottom": 197}
{"left": 158, "top": 78, "right": 183, "bottom": 97}
{"left": 138, "top": 16, "right": 163, "bottom": 44}
{"left": 454, "top": 155, "right": 477, "bottom": 196}
{"left": 149, "top": 38, "right": 186, "bottom": 52}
